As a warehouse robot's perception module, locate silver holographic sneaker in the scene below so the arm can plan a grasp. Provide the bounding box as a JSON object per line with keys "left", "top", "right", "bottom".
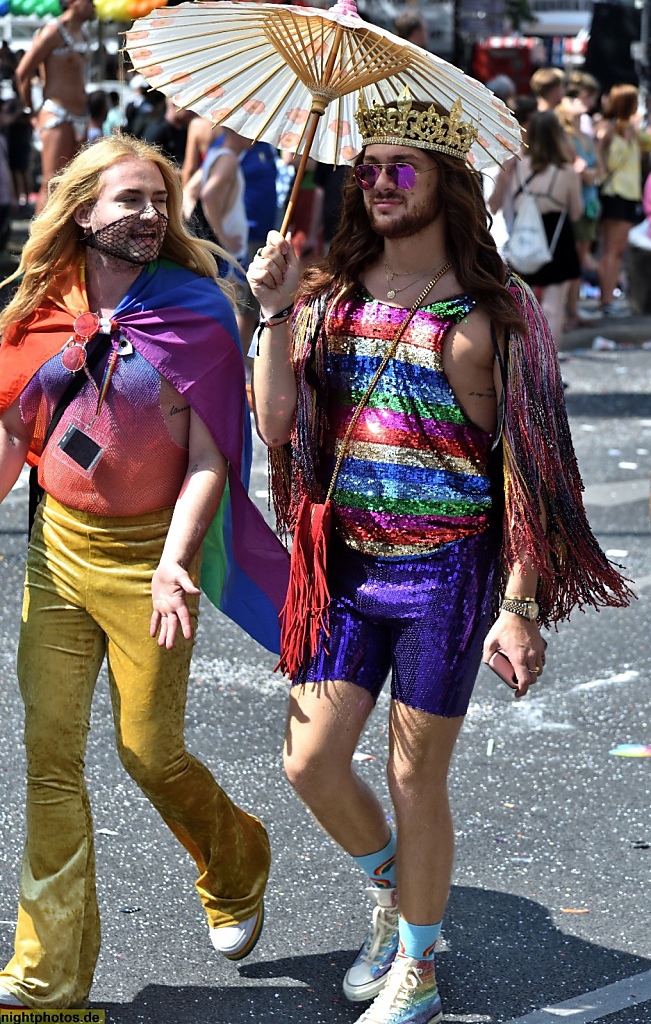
{"left": 343, "top": 887, "right": 399, "bottom": 1002}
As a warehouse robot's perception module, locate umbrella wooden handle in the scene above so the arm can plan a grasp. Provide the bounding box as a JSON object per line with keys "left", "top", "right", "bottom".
{"left": 280, "top": 109, "right": 323, "bottom": 238}
{"left": 280, "top": 23, "right": 344, "bottom": 238}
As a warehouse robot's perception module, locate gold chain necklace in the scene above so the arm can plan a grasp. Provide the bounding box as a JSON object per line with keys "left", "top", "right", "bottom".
{"left": 383, "top": 256, "right": 450, "bottom": 299}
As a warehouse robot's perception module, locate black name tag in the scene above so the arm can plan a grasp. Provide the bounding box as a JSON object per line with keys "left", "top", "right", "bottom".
{"left": 57, "top": 425, "right": 103, "bottom": 471}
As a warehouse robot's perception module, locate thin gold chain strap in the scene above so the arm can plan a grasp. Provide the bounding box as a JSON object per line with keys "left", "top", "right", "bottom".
{"left": 325, "top": 261, "right": 452, "bottom": 503}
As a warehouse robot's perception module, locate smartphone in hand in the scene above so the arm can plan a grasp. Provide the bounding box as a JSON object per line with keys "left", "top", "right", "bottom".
{"left": 488, "top": 650, "right": 518, "bottom": 690}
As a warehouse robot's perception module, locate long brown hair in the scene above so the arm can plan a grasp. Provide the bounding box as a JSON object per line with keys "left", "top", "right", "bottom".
{"left": 0, "top": 134, "right": 235, "bottom": 337}
{"left": 301, "top": 149, "right": 525, "bottom": 335}
{"left": 526, "top": 110, "right": 570, "bottom": 173}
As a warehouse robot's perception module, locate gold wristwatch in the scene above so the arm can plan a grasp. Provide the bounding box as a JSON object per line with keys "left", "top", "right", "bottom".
{"left": 500, "top": 596, "right": 539, "bottom": 621}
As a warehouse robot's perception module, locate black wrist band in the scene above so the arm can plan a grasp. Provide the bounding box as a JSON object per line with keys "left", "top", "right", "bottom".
{"left": 259, "top": 304, "right": 294, "bottom": 329}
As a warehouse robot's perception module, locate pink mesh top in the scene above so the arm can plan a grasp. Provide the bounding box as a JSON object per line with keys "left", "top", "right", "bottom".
{"left": 20, "top": 340, "right": 189, "bottom": 516}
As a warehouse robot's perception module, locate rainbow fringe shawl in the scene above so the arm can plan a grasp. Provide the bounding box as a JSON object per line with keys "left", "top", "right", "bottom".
{"left": 500, "top": 275, "right": 632, "bottom": 623}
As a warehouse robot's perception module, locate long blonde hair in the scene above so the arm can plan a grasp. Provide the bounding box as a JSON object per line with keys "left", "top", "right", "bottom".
{"left": 0, "top": 134, "right": 236, "bottom": 337}
{"left": 555, "top": 99, "right": 578, "bottom": 137}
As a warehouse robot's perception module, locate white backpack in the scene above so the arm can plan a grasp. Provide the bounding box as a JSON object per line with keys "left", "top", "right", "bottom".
{"left": 504, "top": 167, "right": 566, "bottom": 275}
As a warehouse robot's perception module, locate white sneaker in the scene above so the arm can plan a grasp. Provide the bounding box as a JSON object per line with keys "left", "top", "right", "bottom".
{"left": 0, "top": 989, "right": 26, "bottom": 1008}
{"left": 209, "top": 904, "right": 264, "bottom": 961}
{"left": 343, "top": 887, "right": 399, "bottom": 1002}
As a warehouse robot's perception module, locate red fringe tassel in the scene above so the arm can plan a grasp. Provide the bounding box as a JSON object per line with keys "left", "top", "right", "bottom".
{"left": 276, "top": 495, "right": 332, "bottom": 679}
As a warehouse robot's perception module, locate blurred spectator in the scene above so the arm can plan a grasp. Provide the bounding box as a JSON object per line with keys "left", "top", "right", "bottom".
{"left": 124, "top": 75, "right": 150, "bottom": 135}
{"left": 486, "top": 96, "right": 536, "bottom": 252}
{"left": 393, "top": 10, "right": 429, "bottom": 50}
{"left": 87, "top": 90, "right": 108, "bottom": 143}
{"left": 626, "top": 169, "right": 651, "bottom": 316}
{"left": 556, "top": 95, "right": 603, "bottom": 329}
{"left": 531, "top": 69, "right": 574, "bottom": 162}
{"left": 596, "top": 84, "right": 651, "bottom": 316}
{"left": 567, "top": 71, "right": 600, "bottom": 137}
{"left": 106, "top": 52, "right": 119, "bottom": 80}
{"left": 644, "top": 169, "right": 651, "bottom": 219}
{"left": 275, "top": 153, "right": 294, "bottom": 218}
{"left": 512, "top": 95, "right": 537, "bottom": 139}
{"left": 127, "top": 89, "right": 166, "bottom": 140}
{"left": 143, "top": 99, "right": 194, "bottom": 167}
{"left": 103, "top": 90, "right": 125, "bottom": 136}
{"left": 238, "top": 141, "right": 278, "bottom": 349}
{"left": 96, "top": 43, "right": 119, "bottom": 80}
{"left": 494, "top": 110, "right": 582, "bottom": 346}
{"left": 0, "top": 108, "right": 12, "bottom": 258}
{"left": 486, "top": 74, "right": 516, "bottom": 108}
{"left": 530, "top": 67, "right": 566, "bottom": 112}
{"left": 190, "top": 128, "right": 250, "bottom": 265}
{"left": 15, "top": 0, "right": 95, "bottom": 212}
{"left": 181, "top": 116, "right": 223, "bottom": 187}
{"left": 0, "top": 42, "right": 17, "bottom": 82}
{"left": 308, "top": 162, "right": 349, "bottom": 256}
{"left": 4, "top": 98, "right": 32, "bottom": 206}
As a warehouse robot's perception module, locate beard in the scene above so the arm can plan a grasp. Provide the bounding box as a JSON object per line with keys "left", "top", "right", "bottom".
{"left": 365, "top": 193, "right": 442, "bottom": 239}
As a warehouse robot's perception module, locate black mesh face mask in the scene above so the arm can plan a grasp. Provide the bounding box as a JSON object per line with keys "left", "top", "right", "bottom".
{"left": 83, "top": 206, "right": 169, "bottom": 265}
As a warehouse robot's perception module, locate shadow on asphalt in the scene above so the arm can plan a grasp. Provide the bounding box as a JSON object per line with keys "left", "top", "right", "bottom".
{"left": 99, "top": 886, "right": 651, "bottom": 1023}
{"left": 564, "top": 393, "right": 651, "bottom": 418}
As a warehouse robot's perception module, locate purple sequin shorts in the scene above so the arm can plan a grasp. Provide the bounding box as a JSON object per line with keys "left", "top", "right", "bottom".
{"left": 294, "top": 530, "right": 500, "bottom": 718}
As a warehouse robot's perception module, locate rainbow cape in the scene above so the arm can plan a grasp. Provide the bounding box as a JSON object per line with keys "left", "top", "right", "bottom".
{"left": 0, "top": 258, "right": 289, "bottom": 653}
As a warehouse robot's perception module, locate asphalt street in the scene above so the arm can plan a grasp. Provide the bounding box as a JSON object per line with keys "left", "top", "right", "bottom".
{"left": 0, "top": 346, "right": 650, "bottom": 1024}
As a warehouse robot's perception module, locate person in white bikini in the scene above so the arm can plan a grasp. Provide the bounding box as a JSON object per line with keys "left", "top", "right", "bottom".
{"left": 15, "top": 0, "right": 95, "bottom": 213}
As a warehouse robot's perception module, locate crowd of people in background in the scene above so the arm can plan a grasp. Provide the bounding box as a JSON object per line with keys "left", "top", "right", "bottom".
{"left": 1, "top": 8, "right": 651, "bottom": 346}
{"left": 486, "top": 68, "right": 651, "bottom": 347}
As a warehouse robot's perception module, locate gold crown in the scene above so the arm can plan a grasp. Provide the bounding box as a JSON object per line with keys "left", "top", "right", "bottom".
{"left": 354, "top": 87, "right": 478, "bottom": 161}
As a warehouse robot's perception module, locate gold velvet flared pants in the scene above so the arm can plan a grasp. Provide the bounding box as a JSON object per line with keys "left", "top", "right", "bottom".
{"left": 0, "top": 495, "right": 270, "bottom": 1009}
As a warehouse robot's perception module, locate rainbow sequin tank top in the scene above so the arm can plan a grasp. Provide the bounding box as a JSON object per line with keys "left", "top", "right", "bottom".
{"left": 320, "top": 290, "right": 494, "bottom": 559}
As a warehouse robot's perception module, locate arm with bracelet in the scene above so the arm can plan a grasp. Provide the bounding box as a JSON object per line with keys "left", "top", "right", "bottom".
{"left": 246, "top": 230, "right": 301, "bottom": 447}
{"left": 480, "top": 328, "right": 547, "bottom": 699}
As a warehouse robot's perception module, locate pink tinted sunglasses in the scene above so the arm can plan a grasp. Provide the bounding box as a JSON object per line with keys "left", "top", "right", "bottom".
{"left": 354, "top": 163, "right": 435, "bottom": 191}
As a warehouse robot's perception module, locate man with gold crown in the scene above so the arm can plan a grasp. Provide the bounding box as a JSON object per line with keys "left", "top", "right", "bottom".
{"left": 247, "top": 89, "right": 630, "bottom": 1024}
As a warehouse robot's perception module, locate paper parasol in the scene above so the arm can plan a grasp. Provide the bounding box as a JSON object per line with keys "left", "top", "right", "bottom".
{"left": 126, "top": 0, "right": 521, "bottom": 233}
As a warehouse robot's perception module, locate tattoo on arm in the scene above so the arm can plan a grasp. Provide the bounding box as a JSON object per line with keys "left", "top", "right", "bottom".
{"left": 8, "top": 435, "right": 17, "bottom": 446}
{"left": 188, "top": 463, "right": 199, "bottom": 474}
{"left": 468, "top": 387, "right": 496, "bottom": 399}
{"left": 170, "top": 404, "right": 190, "bottom": 416}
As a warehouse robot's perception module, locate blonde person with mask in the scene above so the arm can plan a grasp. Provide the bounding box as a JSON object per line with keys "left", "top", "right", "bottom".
{"left": 0, "top": 135, "right": 287, "bottom": 1011}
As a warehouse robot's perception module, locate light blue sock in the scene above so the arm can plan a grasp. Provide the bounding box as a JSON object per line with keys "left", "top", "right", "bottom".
{"left": 398, "top": 918, "right": 442, "bottom": 960}
{"left": 352, "top": 832, "right": 397, "bottom": 889}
